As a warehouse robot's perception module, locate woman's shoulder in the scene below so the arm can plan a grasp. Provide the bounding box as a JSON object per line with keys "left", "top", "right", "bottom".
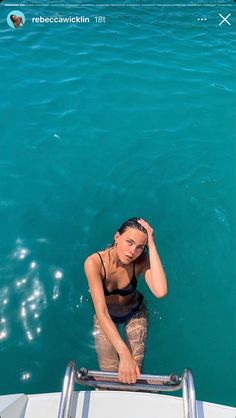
{"left": 84, "top": 253, "right": 105, "bottom": 285}
{"left": 84, "top": 250, "right": 106, "bottom": 271}
{"left": 84, "top": 252, "right": 99, "bottom": 269}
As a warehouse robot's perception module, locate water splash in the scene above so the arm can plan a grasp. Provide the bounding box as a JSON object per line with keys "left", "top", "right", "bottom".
{"left": 52, "top": 268, "right": 64, "bottom": 301}
{"left": 20, "top": 273, "right": 47, "bottom": 342}
{"left": 21, "top": 372, "right": 31, "bottom": 381}
{"left": 11, "top": 239, "right": 30, "bottom": 261}
{"left": 0, "top": 288, "right": 9, "bottom": 340}
{"left": 53, "top": 133, "right": 61, "bottom": 141}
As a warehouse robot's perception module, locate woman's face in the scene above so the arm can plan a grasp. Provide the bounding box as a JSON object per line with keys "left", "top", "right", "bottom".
{"left": 114, "top": 227, "right": 147, "bottom": 264}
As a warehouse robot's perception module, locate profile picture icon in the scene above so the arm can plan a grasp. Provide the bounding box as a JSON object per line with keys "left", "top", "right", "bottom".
{"left": 7, "top": 10, "right": 25, "bottom": 28}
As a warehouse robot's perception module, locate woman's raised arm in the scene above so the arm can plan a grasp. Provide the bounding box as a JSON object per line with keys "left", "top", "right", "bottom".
{"left": 138, "top": 219, "right": 168, "bottom": 299}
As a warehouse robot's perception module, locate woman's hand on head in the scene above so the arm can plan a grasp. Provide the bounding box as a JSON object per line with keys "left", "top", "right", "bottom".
{"left": 118, "top": 349, "right": 140, "bottom": 384}
{"left": 138, "top": 218, "right": 154, "bottom": 245}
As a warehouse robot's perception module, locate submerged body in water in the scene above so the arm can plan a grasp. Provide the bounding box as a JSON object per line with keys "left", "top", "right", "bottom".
{"left": 84, "top": 217, "right": 168, "bottom": 384}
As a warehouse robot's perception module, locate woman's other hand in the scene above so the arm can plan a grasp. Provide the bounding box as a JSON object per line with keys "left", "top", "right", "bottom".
{"left": 118, "top": 348, "right": 140, "bottom": 384}
{"left": 137, "top": 218, "right": 154, "bottom": 246}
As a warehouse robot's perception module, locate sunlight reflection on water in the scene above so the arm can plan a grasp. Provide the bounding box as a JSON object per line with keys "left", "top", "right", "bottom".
{"left": 0, "top": 238, "right": 64, "bottom": 344}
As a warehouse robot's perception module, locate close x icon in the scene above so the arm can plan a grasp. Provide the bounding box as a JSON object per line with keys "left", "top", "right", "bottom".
{"left": 219, "top": 13, "right": 231, "bottom": 26}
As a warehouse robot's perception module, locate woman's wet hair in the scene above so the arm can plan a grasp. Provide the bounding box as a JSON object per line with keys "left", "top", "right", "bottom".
{"left": 107, "top": 217, "right": 148, "bottom": 258}
{"left": 117, "top": 217, "right": 147, "bottom": 236}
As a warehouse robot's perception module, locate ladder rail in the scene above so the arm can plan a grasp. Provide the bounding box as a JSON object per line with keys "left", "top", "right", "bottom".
{"left": 57, "top": 362, "right": 197, "bottom": 418}
{"left": 57, "top": 361, "right": 75, "bottom": 418}
{"left": 182, "top": 369, "right": 197, "bottom": 418}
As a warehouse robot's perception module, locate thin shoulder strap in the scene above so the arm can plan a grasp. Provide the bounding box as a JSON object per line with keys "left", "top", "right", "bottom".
{"left": 96, "top": 252, "right": 106, "bottom": 280}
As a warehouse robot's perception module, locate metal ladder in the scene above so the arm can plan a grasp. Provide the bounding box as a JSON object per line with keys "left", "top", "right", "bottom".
{"left": 58, "top": 361, "right": 197, "bottom": 418}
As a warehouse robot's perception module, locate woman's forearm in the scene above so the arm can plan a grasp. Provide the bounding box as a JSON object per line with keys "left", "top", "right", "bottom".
{"left": 137, "top": 218, "right": 167, "bottom": 298}
{"left": 148, "top": 238, "right": 168, "bottom": 297}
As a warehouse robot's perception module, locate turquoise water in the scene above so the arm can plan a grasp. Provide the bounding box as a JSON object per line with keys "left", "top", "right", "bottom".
{"left": 0, "top": 2, "right": 235, "bottom": 407}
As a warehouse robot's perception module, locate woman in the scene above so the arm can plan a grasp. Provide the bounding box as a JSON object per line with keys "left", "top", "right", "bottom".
{"left": 10, "top": 14, "right": 23, "bottom": 28}
{"left": 84, "top": 217, "right": 167, "bottom": 384}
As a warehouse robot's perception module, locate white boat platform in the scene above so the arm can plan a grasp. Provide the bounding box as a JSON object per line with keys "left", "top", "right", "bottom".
{"left": 0, "top": 362, "right": 235, "bottom": 418}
